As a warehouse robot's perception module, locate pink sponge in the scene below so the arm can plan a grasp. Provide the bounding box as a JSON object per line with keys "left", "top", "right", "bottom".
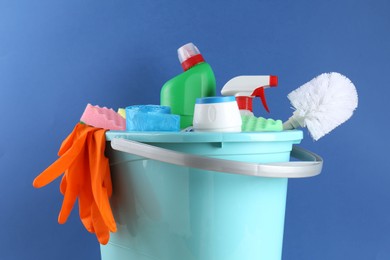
{"left": 80, "top": 104, "right": 126, "bottom": 130}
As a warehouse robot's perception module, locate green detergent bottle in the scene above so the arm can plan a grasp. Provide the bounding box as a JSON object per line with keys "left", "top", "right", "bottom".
{"left": 161, "top": 43, "right": 216, "bottom": 129}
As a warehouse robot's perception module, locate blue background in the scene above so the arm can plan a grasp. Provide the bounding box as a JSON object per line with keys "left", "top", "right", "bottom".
{"left": 1, "top": 0, "right": 389, "bottom": 259}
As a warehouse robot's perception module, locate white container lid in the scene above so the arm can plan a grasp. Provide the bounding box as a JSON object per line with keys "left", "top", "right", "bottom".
{"left": 177, "top": 43, "right": 201, "bottom": 64}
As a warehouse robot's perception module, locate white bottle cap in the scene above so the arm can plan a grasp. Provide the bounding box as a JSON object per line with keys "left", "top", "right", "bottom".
{"left": 177, "top": 43, "right": 201, "bottom": 64}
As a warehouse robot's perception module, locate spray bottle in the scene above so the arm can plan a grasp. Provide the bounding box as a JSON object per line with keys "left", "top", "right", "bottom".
{"left": 161, "top": 43, "right": 216, "bottom": 129}
{"left": 221, "top": 75, "right": 283, "bottom": 132}
{"left": 221, "top": 75, "right": 278, "bottom": 116}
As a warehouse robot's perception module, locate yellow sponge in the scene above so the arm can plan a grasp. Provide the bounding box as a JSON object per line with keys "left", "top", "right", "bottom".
{"left": 117, "top": 108, "right": 126, "bottom": 119}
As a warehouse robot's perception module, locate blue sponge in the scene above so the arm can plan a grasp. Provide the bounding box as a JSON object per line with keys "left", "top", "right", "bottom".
{"left": 126, "top": 105, "right": 180, "bottom": 132}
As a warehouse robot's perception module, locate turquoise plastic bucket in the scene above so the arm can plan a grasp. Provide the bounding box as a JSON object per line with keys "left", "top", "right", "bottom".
{"left": 101, "top": 131, "right": 321, "bottom": 260}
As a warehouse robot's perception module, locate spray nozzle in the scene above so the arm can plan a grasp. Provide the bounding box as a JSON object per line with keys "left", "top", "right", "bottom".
{"left": 251, "top": 87, "right": 270, "bottom": 112}
{"left": 251, "top": 82, "right": 277, "bottom": 112}
{"left": 221, "top": 75, "right": 278, "bottom": 114}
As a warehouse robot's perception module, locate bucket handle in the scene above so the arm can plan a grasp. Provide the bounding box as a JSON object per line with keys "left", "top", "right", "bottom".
{"left": 111, "top": 138, "right": 323, "bottom": 178}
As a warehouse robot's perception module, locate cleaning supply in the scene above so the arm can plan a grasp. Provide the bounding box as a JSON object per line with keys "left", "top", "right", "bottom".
{"left": 33, "top": 123, "right": 116, "bottom": 245}
{"left": 193, "top": 96, "right": 242, "bottom": 132}
{"left": 101, "top": 131, "right": 322, "bottom": 260}
{"left": 161, "top": 43, "right": 216, "bottom": 129}
{"left": 80, "top": 104, "right": 126, "bottom": 130}
{"left": 117, "top": 108, "right": 126, "bottom": 119}
{"left": 221, "top": 75, "right": 282, "bottom": 132}
{"left": 126, "top": 105, "right": 180, "bottom": 131}
{"left": 241, "top": 115, "right": 283, "bottom": 131}
{"left": 283, "top": 72, "right": 358, "bottom": 141}
{"left": 221, "top": 75, "right": 278, "bottom": 116}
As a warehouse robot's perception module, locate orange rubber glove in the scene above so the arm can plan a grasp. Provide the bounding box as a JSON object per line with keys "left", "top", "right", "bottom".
{"left": 33, "top": 123, "right": 117, "bottom": 245}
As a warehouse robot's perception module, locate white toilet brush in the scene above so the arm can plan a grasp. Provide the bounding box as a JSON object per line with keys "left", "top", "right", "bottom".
{"left": 283, "top": 72, "right": 358, "bottom": 141}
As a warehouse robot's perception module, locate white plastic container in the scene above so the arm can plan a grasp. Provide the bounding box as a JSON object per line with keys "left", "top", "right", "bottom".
{"left": 193, "top": 96, "right": 242, "bottom": 132}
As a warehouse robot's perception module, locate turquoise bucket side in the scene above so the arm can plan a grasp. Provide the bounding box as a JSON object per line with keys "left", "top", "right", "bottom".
{"left": 101, "top": 131, "right": 303, "bottom": 260}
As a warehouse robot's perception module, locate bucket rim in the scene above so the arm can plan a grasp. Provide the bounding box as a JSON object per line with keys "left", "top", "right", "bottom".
{"left": 105, "top": 130, "right": 303, "bottom": 143}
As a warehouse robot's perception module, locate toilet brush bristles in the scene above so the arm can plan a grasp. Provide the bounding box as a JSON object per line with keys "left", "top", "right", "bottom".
{"left": 284, "top": 72, "right": 358, "bottom": 141}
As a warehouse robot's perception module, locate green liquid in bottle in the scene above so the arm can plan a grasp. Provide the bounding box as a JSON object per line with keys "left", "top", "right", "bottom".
{"left": 160, "top": 43, "right": 216, "bottom": 129}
